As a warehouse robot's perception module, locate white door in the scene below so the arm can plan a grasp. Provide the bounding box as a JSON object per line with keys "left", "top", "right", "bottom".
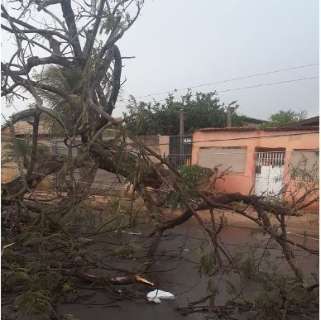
{"left": 255, "top": 151, "right": 285, "bottom": 196}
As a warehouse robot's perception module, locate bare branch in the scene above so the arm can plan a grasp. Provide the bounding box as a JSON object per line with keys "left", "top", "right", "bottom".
{"left": 60, "top": 0, "right": 82, "bottom": 59}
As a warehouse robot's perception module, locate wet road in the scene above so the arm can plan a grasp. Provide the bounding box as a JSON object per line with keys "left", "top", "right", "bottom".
{"left": 59, "top": 221, "right": 318, "bottom": 320}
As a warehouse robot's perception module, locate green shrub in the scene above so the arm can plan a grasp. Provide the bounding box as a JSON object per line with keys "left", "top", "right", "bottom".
{"left": 166, "top": 165, "right": 212, "bottom": 208}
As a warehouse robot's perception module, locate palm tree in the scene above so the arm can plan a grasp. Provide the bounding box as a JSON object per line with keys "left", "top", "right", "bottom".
{"left": 35, "top": 66, "right": 83, "bottom": 136}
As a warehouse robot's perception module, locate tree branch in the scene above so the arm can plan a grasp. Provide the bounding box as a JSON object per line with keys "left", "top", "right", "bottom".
{"left": 60, "top": 0, "right": 82, "bottom": 59}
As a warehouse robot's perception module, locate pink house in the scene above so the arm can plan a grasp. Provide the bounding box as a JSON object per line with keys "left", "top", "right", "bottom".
{"left": 192, "top": 125, "right": 319, "bottom": 210}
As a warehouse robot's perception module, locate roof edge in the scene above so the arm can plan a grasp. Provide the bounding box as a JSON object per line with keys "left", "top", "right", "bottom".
{"left": 197, "top": 126, "right": 319, "bottom": 132}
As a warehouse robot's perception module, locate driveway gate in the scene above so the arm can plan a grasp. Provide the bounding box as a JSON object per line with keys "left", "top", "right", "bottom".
{"left": 167, "top": 135, "right": 192, "bottom": 169}
{"left": 255, "top": 151, "right": 285, "bottom": 196}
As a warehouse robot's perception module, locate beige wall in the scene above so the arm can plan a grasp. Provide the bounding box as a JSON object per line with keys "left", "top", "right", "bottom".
{"left": 159, "top": 135, "right": 169, "bottom": 157}
{"left": 1, "top": 134, "right": 171, "bottom": 194}
{"left": 2, "top": 120, "right": 49, "bottom": 136}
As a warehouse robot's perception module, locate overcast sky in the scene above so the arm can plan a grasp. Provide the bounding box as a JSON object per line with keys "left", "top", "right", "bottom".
{"left": 2, "top": 0, "right": 319, "bottom": 121}
{"left": 115, "top": 0, "right": 319, "bottom": 120}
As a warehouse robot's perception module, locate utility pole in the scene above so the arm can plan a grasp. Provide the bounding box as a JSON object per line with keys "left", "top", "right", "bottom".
{"left": 179, "top": 110, "right": 184, "bottom": 166}
{"left": 226, "top": 107, "right": 232, "bottom": 128}
{"left": 225, "top": 101, "right": 239, "bottom": 128}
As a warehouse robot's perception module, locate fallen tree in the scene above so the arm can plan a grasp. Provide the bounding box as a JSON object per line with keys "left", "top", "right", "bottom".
{"left": 2, "top": 1, "right": 319, "bottom": 319}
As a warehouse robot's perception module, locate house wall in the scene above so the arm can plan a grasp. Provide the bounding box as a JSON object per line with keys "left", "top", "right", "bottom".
{"left": 1, "top": 133, "right": 170, "bottom": 194}
{"left": 130, "top": 135, "right": 169, "bottom": 162}
{"left": 192, "top": 129, "right": 319, "bottom": 210}
{"left": 2, "top": 120, "right": 49, "bottom": 136}
{"left": 159, "top": 135, "right": 169, "bottom": 157}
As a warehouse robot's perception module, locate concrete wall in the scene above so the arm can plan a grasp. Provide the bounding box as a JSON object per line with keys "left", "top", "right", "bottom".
{"left": 2, "top": 120, "right": 49, "bottom": 136}
{"left": 129, "top": 135, "right": 169, "bottom": 162}
{"left": 1, "top": 134, "right": 170, "bottom": 194}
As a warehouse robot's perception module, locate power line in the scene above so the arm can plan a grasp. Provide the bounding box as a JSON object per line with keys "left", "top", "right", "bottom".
{"left": 119, "top": 75, "right": 318, "bottom": 104}
{"left": 8, "top": 131, "right": 319, "bottom": 151}
{"left": 218, "top": 76, "right": 318, "bottom": 94}
{"left": 142, "top": 131, "right": 319, "bottom": 147}
{"left": 132, "top": 63, "right": 319, "bottom": 100}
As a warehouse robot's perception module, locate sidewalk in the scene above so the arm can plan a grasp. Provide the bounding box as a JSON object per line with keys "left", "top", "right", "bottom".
{"left": 211, "top": 210, "right": 319, "bottom": 238}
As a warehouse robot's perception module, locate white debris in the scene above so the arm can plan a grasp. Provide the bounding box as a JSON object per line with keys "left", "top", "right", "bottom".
{"left": 121, "top": 231, "right": 142, "bottom": 236}
{"left": 127, "top": 231, "right": 142, "bottom": 236}
{"left": 146, "top": 289, "right": 175, "bottom": 304}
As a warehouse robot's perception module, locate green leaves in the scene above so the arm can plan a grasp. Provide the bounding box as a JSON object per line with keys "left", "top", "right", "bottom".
{"left": 100, "top": 14, "right": 117, "bottom": 34}
{"left": 2, "top": 138, "right": 50, "bottom": 168}
{"left": 125, "top": 91, "right": 233, "bottom": 135}
{"left": 165, "top": 165, "right": 213, "bottom": 208}
{"left": 15, "top": 290, "right": 53, "bottom": 320}
{"left": 199, "top": 252, "right": 217, "bottom": 277}
{"left": 179, "top": 165, "right": 212, "bottom": 189}
{"left": 260, "top": 109, "right": 307, "bottom": 128}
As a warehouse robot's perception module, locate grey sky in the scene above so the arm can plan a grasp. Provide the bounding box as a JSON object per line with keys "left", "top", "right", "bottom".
{"left": 116, "top": 0, "right": 319, "bottom": 120}
{"left": 1, "top": 0, "right": 319, "bottom": 121}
